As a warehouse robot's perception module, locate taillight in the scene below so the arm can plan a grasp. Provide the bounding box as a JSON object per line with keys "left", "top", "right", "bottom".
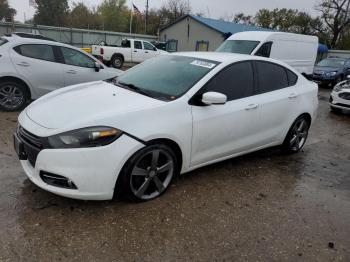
{"left": 100, "top": 48, "right": 104, "bottom": 55}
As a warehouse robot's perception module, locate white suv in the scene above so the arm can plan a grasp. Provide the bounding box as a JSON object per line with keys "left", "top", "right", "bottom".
{"left": 0, "top": 34, "right": 121, "bottom": 111}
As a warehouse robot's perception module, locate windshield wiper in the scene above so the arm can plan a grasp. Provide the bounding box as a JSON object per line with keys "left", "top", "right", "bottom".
{"left": 117, "top": 81, "right": 155, "bottom": 98}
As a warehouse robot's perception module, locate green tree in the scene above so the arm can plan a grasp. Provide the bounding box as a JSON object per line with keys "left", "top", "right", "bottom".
{"left": 34, "top": 0, "right": 69, "bottom": 26}
{"left": 97, "top": 0, "right": 129, "bottom": 32}
{"left": 0, "top": 0, "right": 16, "bottom": 21}
{"left": 69, "top": 2, "right": 102, "bottom": 29}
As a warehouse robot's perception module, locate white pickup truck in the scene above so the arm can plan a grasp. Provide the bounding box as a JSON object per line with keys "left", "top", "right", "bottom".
{"left": 92, "top": 39, "right": 167, "bottom": 69}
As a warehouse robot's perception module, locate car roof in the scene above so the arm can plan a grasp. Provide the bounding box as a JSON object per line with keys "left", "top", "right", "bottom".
{"left": 174, "top": 51, "right": 289, "bottom": 65}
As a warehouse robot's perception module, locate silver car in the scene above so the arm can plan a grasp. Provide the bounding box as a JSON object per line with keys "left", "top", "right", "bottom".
{"left": 0, "top": 33, "right": 121, "bottom": 111}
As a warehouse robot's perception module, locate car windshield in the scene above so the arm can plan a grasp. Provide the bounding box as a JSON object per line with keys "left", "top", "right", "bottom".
{"left": 0, "top": 38, "right": 8, "bottom": 46}
{"left": 116, "top": 55, "right": 219, "bottom": 100}
{"left": 216, "top": 40, "right": 260, "bottom": 54}
{"left": 317, "top": 58, "right": 346, "bottom": 68}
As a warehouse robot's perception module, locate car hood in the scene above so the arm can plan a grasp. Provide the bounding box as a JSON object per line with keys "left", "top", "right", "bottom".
{"left": 314, "top": 66, "right": 341, "bottom": 73}
{"left": 25, "top": 81, "right": 165, "bottom": 129}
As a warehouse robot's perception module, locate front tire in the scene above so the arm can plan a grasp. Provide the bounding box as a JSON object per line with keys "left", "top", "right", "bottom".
{"left": 282, "top": 116, "right": 310, "bottom": 154}
{"left": 0, "top": 81, "right": 28, "bottom": 111}
{"left": 117, "top": 144, "right": 178, "bottom": 202}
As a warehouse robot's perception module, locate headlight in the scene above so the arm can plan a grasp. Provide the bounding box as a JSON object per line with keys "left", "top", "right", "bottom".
{"left": 326, "top": 71, "right": 337, "bottom": 77}
{"left": 48, "top": 127, "right": 122, "bottom": 149}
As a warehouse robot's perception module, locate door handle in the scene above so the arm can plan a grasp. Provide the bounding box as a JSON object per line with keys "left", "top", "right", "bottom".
{"left": 288, "top": 93, "right": 298, "bottom": 99}
{"left": 245, "top": 104, "right": 259, "bottom": 110}
{"left": 145, "top": 51, "right": 149, "bottom": 53}
{"left": 17, "top": 62, "right": 30, "bottom": 67}
{"left": 66, "top": 70, "right": 77, "bottom": 74}
{"left": 134, "top": 50, "right": 138, "bottom": 53}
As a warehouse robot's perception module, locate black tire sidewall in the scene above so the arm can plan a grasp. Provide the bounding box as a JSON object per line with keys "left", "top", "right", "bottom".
{"left": 282, "top": 116, "right": 310, "bottom": 154}
{"left": 0, "top": 81, "right": 28, "bottom": 112}
{"left": 111, "top": 55, "right": 123, "bottom": 69}
{"left": 116, "top": 144, "right": 178, "bottom": 202}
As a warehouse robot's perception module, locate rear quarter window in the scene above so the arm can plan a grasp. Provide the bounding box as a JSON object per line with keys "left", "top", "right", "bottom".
{"left": 287, "top": 70, "right": 298, "bottom": 86}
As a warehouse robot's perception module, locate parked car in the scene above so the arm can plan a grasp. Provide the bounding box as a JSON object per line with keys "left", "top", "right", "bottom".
{"left": 217, "top": 31, "right": 319, "bottom": 77}
{"left": 312, "top": 57, "right": 350, "bottom": 87}
{"left": 329, "top": 75, "right": 350, "bottom": 113}
{"left": 14, "top": 52, "right": 318, "bottom": 201}
{"left": 91, "top": 39, "right": 167, "bottom": 69}
{"left": 0, "top": 33, "right": 121, "bottom": 111}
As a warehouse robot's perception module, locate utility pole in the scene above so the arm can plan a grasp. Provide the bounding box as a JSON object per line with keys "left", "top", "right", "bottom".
{"left": 145, "top": 0, "right": 149, "bottom": 34}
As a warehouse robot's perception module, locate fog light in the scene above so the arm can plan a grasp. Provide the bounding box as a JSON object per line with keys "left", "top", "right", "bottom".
{"left": 40, "top": 171, "right": 78, "bottom": 189}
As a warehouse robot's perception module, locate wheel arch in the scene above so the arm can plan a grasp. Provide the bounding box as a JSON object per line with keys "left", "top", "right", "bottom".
{"left": 0, "top": 76, "right": 32, "bottom": 100}
{"left": 145, "top": 138, "right": 183, "bottom": 172}
{"left": 111, "top": 53, "right": 124, "bottom": 61}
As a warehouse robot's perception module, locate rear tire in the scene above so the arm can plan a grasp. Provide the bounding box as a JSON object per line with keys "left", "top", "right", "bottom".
{"left": 0, "top": 81, "right": 28, "bottom": 111}
{"left": 111, "top": 55, "right": 124, "bottom": 69}
{"left": 116, "top": 144, "right": 178, "bottom": 202}
{"left": 281, "top": 115, "right": 310, "bottom": 154}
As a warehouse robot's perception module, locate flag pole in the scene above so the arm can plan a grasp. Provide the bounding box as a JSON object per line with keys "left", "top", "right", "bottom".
{"left": 129, "top": 2, "right": 133, "bottom": 34}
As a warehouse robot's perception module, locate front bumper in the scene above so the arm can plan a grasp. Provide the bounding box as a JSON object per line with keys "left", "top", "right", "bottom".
{"left": 312, "top": 75, "right": 337, "bottom": 85}
{"left": 18, "top": 133, "right": 144, "bottom": 200}
{"left": 329, "top": 91, "right": 350, "bottom": 111}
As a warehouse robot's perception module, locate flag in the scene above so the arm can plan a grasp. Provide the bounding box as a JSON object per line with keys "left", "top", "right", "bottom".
{"left": 133, "top": 4, "right": 142, "bottom": 16}
{"left": 29, "top": 0, "right": 37, "bottom": 7}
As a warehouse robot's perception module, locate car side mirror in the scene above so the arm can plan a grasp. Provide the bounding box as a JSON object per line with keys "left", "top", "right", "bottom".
{"left": 94, "top": 62, "right": 103, "bottom": 72}
{"left": 347, "top": 75, "right": 350, "bottom": 79}
{"left": 202, "top": 92, "right": 227, "bottom": 105}
{"left": 153, "top": 47, "right": 157, "bottom": 51}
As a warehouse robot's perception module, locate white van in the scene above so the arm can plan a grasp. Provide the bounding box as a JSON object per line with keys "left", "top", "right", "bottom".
{"left": 217, "top": 31, "right": 319, "bottom": 76}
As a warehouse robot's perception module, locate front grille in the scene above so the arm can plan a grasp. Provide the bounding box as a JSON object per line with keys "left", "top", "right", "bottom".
{"left": 339, "top": 93, "right": 350, "bottom": 100}
{"left": 17, "top": 126, "right": 43, "bottom": 167}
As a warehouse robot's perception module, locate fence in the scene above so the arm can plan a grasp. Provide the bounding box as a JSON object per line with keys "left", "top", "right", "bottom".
{"left": 0, "top": 22, "right": 158, "bottom": 48}
{"left": 327, "top": 49, "right": 350, "bottom": 59}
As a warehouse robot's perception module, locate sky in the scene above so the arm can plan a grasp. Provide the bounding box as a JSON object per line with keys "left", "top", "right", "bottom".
{"left": 10, "top": 0, "right": 320, "bottom": 23}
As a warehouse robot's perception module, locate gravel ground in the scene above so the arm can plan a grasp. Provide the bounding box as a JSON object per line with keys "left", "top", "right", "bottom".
{"left": 0, "top": 88, "right": 349, "bottom": 262}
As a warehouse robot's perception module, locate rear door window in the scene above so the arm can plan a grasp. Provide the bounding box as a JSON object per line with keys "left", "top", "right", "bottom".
{"left": 202, "top": 61, "right": 255, "bottom": 101}
{"left": 256, "top": 61, "right": 289, "bottom": 93}
{"left": 14, "top": 44, "right": 55, "bottom": 62}
{"left": 134, "top": 41, "right": 142, "bottom": 49}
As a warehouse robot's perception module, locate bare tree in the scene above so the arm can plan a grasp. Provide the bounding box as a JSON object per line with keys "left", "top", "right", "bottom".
{"left": 316, "top": 0, "right": 350, "bottom": 47}
{"left": 164, "top": 0, "right": 190, "bottom": 20}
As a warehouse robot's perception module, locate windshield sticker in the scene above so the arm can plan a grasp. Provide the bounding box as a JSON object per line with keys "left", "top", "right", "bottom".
{"left": 190, "top": 60, "right": 216, "bottom": 69}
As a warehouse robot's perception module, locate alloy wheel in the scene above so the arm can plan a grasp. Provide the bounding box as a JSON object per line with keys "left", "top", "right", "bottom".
{"left": 289, "top": 118, "right": 309, "bottom": 151}
{"left": 0, "top": 84, "right": 25, "bottom": 110}
{"left": 130, "top": 149, "right": 174, "bottom": 200}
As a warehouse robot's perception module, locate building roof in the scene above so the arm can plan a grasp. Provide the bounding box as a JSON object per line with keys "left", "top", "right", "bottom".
{"left": 160, "top": 14, "right": 271, "bottom": 35}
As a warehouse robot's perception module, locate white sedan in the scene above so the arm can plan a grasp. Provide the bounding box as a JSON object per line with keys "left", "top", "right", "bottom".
{"left": 0, "top": 33, "right": 121, "bottom": 111}
{"left": 14, "top": 52, "right": 318, "bottom": 201}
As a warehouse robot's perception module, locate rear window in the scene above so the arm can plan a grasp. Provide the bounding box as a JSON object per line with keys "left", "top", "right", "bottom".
{"left": 0, "top": 38, "right": 8, "bottom": 46}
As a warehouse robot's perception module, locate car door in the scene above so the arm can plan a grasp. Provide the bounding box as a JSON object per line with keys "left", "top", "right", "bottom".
{"left": 132, "top": 40, "right": 144, "bottom": 63}
{"left": 143, "top": 41, "right": 158, "bottom": 60}
{"left": 254, "top": 60, "right": 300, "bottom": 145}
{"left": 190, "top": 61, "right": 262, "bottom": 167}
{"left": 10, "top": 44, "right": 64, "bottom": 97}
{"left": 59, "top": 46, "right": 104, "bottom": 86}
